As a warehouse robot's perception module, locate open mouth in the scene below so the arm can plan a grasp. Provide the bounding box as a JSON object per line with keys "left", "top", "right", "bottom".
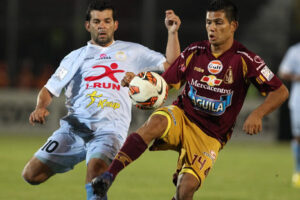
{"left": 209, "top": 34, "right": 216, "bottom": 40}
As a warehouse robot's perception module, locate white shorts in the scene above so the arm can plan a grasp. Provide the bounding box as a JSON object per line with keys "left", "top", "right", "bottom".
{"left": 290, "top": 109, "right": 300, "bottom": 137}
{"left": 34, "top": 123, "right": 125, "bottom": 173}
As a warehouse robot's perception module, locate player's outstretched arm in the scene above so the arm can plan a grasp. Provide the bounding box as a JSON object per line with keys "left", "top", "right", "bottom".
{"left": 243, "top": 84, "right": 289, "bottom": 135}
{"left": 29, "top": 87, "right": 53, "bottom": 126}
{"left": 164, "top": 10, "right": 181, "bottom": 70}
{"left": 279, "top": 71, "right": 300, "bottom": 82}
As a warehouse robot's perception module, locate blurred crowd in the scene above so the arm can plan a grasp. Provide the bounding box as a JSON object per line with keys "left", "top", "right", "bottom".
{"left": 0, "top": 59, "right": 55, "bottom": 90}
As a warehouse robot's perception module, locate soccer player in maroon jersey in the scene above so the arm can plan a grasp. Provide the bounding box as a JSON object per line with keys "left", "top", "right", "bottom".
{"left": 92, "top": 0, "right": 289, "bottom": 199}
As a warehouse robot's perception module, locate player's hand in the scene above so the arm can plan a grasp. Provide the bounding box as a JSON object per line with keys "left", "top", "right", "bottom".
{"left": 121, "top": 72, "right": 135, "bottom": 87}
{"left": 165, "top": 10, "right": 181, "bottom": 34}
{"left": 29, "top": 108, "right": 50, "bottom": 126}
{"left": 242, "top": 111, "right": 263, "bottom": 135}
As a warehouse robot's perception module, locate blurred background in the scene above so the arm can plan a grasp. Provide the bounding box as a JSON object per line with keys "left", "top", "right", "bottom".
{"left": 0, "top": 0, "right": 300, "bottom": 140}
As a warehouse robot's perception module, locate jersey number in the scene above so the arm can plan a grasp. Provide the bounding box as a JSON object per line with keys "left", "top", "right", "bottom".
{"left": 192, "top": 154, "right": 207, "bottom": 170}
{"left": 41, "top": 140, "right": 59, "bottom": 153}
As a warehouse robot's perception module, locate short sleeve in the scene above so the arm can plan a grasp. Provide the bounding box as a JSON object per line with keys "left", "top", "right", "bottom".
{"left": 45, "top": 48, "right": 84, "bottom": 97}
{"left": 134, "top": 44, "right": 166, "bottom": 72}
{"left": 243, "top": 54, "right": 282, "bottom": 96}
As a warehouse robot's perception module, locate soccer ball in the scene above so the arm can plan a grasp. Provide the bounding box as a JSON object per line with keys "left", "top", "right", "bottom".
{"left": 128, "top": 72, "right": 168, "bottom": 109}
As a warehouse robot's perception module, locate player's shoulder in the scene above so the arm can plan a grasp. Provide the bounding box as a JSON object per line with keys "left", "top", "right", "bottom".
{"left": 114, "top": 40, "right": 145, "bottom": 49}
{"left": 185, "top": 41, "right": 208, "bottom": 52}
{"left": 181, "top": 41, "right": 208, "bottom": 58}
{"left": 234, "top": 41, "right": 262, "bottom": 63}
{"left": 64, "top": 45, "right": 88, "bottom": 60}
{"left": 288, "top": 42, "right": 300, "bottom": 52}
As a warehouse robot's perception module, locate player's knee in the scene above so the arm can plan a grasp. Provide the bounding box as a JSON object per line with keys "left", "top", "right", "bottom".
{"left": 22, "top": 158, "right": 53, "bottom": 185}
{"left": 22, "top": 168, "right": 42, "bottom": 185}
{"left": 176, "top": 174, "right": 200, "bottom": 200}
{"left": 176, "top": 184, "right": 198, "bottom": 200}
{"left": 86, "top": 158, "right": 108, "bottom": 182}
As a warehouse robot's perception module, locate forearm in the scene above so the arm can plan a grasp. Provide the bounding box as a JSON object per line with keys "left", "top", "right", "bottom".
{"left": 36, "top": 87, "right": 53, "bottom": 109}
{"left": 165, "top": 31, "right": 181, "bottom": 65}
{"left": 279, "top": 72, "right": 300, "bottom": 82}
{"left": 252, "top": 84, "right": 289, "bottom": 118}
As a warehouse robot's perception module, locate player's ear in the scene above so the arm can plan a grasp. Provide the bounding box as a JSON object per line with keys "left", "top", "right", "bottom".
{"left": 85, "top": 21, "right": 91, "bottom": 32}
{"left": 231, "top": 20, "right": 238, "bottom": 32}
{"left": 114, "top": 20, "right": 119, "bottom": 31}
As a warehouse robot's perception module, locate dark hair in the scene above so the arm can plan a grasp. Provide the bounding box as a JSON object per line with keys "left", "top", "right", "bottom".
{"left": 86, "top": 0, "right": 117, "bottom": 21}
{"left": 207, "top": 0, "right": 239, "bottom": 22}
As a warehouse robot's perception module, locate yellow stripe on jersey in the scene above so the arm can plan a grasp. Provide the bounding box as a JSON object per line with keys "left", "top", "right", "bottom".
{"left": 150, "top": 111, "right": 171, "bottom": 139}
{"left": 241, "top": 57, "right": 249, "bottom": 84}
{"left": 185, "top": 50, "right": 197, "bottom": 68}
{"left": 169, "top": 82, "right": 182, "bottom": 90}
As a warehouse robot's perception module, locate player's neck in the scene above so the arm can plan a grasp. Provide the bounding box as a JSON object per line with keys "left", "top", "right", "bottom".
{"left": 211, "top": 38, "right": 234, "bottom": 56}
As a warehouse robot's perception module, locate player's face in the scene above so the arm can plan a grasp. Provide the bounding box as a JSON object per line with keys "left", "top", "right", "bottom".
{"left": 85, "top": 9, "right": 118, "bottom": 47}
{"left": 206, "top": 11, "right": 237, "bottom": 47}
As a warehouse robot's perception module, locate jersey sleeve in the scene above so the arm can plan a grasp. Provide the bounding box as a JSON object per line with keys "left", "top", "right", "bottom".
{"left": 162, "top": 45, "right": 195, "bottom": 90}
{"left": 45, "top": 48, "right": 85, "bottom": 97}
{"left": 134, "top": 44, "right": 166, "bottom": 72}
{"left": 279, "top": 46, "right": 298, "bottom": 74}
{"left": 242, "top": 52, "right": 282, "bottom": 96}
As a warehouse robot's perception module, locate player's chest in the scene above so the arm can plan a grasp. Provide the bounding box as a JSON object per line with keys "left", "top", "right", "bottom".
{"left": 186, "top": 55, "right": 243, "bottom": 89}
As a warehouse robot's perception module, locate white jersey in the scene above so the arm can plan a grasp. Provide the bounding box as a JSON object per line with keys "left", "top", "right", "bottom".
{"left": 45, "top": 40, "right": 166, "bottom": 139}
{"left": 279, "top": 42, "right": 300, "bottom": 109}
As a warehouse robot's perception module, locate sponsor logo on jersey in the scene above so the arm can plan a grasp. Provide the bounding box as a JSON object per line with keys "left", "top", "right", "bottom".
{"left": 86, "top": 91, "right": 120, "bottom": 109}
{"left": 223, "top": 66, "right": 234, "bottom": 84}
{"left": 115, "top": 51, "right": 127, "bottom": 61}
{"left": 207, "top": 60, "right": 223, "bottom": 74}
{"left": 204, "top": 150, "right": 217, "bottom": 163}
{"left": 85, "top": 82, "right": 121, "bottom": 90}
{"left": 99, "top": 53, "right": 111, "bottom": 60}
{"left": 260, "top": 65, "right": 274, "bottom": 81}
{"left": 194, "top": 66, "right": 204, "bottom": 73}
{"left": 54, "top": 67, "right": 68, "bottom": 80}
{"left": 201, "top": 75, "right": 222, "bottom": 86}
{"left": 85, "top": 63, "right": 124, "bottom": 83}
{"left": 189, "top": 79, "right": 233, "bottom": 94}
{"left": 188, "top": 85, "right": 232, "bottom": 115}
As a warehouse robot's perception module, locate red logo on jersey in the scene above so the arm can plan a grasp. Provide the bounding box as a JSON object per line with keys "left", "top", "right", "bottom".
{"left": 84, "top": 63, "right": 124, "bottom": 83}
{"left": 208, "top": 60, "right": 223, "bottom": 74}
{"left": 201, "top": 75, "right": 222, "bottom": 86}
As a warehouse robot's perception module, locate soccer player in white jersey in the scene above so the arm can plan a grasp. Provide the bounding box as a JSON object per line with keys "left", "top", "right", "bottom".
{"left": 279, "top": 42, "right": 300, "bottom": 188}
{"left": 21, "top": 0, "right": 181, "bottom": 199}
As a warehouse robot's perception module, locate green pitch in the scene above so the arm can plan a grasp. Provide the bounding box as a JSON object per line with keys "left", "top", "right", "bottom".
{"left": 0, "top": 135, "right": 298, "bottom": 200}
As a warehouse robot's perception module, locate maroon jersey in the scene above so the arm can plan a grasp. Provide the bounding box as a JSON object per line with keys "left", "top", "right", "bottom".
{"left": 162, "top": 40, "right": 282, "bottom": 145}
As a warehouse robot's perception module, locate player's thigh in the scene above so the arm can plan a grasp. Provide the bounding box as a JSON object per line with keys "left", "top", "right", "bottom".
{"left": 34, "top": 128, "right": 86, "bottom": 173}
{"left": 176, "top": 173, "right": 200, "bottom": 200}
{"left": 136, "top": 113, "right": 169, "bottom": 144}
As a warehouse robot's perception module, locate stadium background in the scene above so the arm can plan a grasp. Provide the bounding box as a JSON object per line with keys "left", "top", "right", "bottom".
{"left": 1, "top": 0, "right": 300, "bottom": 199}
{"left": 1, "top": 0, "right": 300, "bottom": 139}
